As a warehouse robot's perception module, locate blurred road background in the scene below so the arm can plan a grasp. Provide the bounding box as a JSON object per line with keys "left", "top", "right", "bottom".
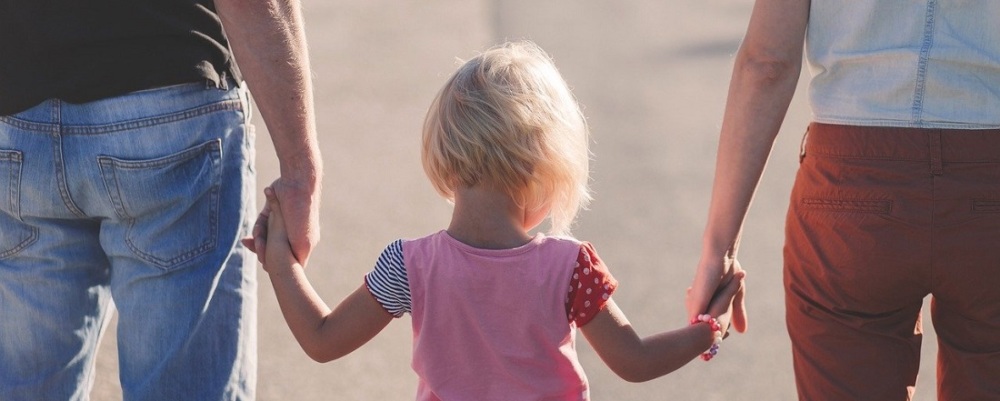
{"left": 92, "top": 1, "right": 939, "bottom": 399}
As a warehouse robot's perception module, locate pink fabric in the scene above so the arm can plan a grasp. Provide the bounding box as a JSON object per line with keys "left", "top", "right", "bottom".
{"left": 405, "top": 231, "right": 590, "bottom": 401}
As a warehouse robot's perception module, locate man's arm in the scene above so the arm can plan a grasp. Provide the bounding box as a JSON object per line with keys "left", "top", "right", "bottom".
{"left": 216, "top": 0, "right": 323, "bottom": 263}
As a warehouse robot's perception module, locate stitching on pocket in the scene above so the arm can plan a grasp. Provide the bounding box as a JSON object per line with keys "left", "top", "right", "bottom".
{"left": 0, "top": 150, "right": 38, "bottom": 259}
{"left": 802, "top": 198, "right": 892, "bottom": 214}
{"left": 96, "top": 139, "right": 222, "bottom": 270}
{"left": 972, "top": 200, "right": 1000, "bottom": 213}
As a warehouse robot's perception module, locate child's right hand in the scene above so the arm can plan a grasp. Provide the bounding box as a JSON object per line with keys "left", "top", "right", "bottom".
{"left": 705, "top": 266, "right": 746, "bottom": 336}
{"left": 260, "top": 187, "right": 303, "bottom": 273}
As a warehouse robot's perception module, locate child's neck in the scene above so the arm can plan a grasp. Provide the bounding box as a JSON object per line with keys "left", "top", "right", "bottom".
{"left": 447, "top": 185, "right": 535, "bottom": 250}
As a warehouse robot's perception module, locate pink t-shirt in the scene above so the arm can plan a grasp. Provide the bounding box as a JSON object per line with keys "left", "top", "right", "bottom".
{"left": 365, "top": 231, "right": 617, "bottom": 400}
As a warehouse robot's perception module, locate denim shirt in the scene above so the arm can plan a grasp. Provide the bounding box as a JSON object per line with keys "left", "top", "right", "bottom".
{"left": 806, "top": 0, "right": 1000, "bottom": 129}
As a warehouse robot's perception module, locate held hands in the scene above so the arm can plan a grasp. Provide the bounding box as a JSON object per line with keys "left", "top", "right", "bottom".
{"left": 702, "top": 266, "right": 746, "bottom": 336}
{"left": 688, "top": 257, "right": 747, "bottom": 333}
{"left": 241, "top": 187, "right": 302, "bottom": 273}
{"left": 242, "top": 176, "right": 320, "bottom": 265}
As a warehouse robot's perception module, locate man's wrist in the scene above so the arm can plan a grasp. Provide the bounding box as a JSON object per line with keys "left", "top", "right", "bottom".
{"left": 279, "top": 158, "right": 323, "bottom": 189}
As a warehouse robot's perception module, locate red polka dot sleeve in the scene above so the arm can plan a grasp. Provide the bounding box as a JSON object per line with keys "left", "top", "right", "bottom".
{"left": 566, "top": 242, "right": 618, "bottom": 327}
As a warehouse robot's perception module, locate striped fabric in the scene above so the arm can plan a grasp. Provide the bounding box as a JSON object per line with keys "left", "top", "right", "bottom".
{"left": 364, "top": 239, "right": 411, "bottom": 317}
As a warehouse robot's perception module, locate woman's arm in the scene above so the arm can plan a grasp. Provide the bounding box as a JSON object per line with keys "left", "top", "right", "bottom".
{"left": 687, "top": 0, "right": 811, "bottom": 333}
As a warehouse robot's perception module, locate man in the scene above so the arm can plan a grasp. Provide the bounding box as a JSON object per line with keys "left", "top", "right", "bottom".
{"left": 0, "top": 1, "right": 321, "bottom": 399}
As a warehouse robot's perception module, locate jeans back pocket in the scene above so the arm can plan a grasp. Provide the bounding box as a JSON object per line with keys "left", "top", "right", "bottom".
{"left": 98, "top": 139, "right": 222, "bottom": 270}
{"left": 0, "top": 150, "right": 38, "bottom": 259}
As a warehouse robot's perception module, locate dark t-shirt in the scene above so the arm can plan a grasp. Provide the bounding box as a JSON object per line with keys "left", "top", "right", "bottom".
{"left": 0, "top": 0, "right": 240, "bottom": 115}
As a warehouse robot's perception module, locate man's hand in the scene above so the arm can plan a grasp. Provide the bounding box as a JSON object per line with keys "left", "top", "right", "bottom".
{"left": 268, "top": 176, "right": 320, "bottom": 264}
{"left": 242, "top": 176, "right": 320, "bottom": 265}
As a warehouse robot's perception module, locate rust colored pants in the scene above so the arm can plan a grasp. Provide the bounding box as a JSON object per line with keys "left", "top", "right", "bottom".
{"left": 784, "top": 123, "right": 1000, "bottom": 401}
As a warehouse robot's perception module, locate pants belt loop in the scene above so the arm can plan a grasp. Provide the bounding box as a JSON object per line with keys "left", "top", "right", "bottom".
{"left": 929, "top": 129, "right": 944, "bottom": 175}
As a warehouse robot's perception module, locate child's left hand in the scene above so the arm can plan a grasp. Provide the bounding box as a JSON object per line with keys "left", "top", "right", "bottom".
{"left": 240, "top": 200, "right": 272, "bottom": 263}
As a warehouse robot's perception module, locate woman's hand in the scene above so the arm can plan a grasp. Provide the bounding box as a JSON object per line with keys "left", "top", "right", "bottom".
{"left": 702, "top": 262, "right": 746, "bottom": 335}
{"left": 688, "top": 257, "right": 747, "bottom": 333}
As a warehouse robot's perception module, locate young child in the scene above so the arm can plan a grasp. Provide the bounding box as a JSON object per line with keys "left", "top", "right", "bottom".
{"left": 251, "top": 41, "right": 744, "bottom": 400}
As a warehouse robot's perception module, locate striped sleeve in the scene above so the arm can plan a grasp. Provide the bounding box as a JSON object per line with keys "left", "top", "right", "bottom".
{"left": 364, "top": 240, "right": 411, "bottom": 317}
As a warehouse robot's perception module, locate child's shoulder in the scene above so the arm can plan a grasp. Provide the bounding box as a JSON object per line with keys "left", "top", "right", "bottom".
{"left": 540, "top": 234, "right": 601, "bottom": 252}
{"left": 540, "top": 233, "right": 581, "bottom": 244}
{"left": 392, "top": 231, "right": 596, "bottom": 258}
{"left": 388, "top": 230, "right": 447, "bottom": 247}
{"left": 540, "top": 237, "right": 609, "bottom": 271}
{"left": 537, "top": 235, "right": 603, "bottom": 261}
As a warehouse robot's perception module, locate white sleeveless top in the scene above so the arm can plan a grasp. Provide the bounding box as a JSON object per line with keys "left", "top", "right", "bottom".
{"left": 806, "top": 0, "right": 1000, "bottom": 129}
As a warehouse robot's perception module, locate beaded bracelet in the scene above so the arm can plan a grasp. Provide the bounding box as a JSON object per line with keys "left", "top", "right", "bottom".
{"left": 690, "top": 314, "right": 724, "bottom": 361}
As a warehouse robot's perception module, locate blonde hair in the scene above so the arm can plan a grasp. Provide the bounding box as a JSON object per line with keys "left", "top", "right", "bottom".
{"left": 422, "top": 41, "right": 591, "bottom": 236}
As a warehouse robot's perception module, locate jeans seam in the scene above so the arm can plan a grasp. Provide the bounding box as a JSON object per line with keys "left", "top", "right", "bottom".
{"left": 63, "top": 100, "right": 242, "bottom": 135}
{"left": 0, "top": 100, "right": 241, "bottom": 134}
{"left": 1, "top": 151, "right": 21, "bottom": 219}
{"left": 0, "top": 151, "right": 38, "bottom": 259}
{"left": 51, "top": 101, "right": 87, "bottom": 218}
{"left": 97, "top": 158, "right": 129, "bottom": 219}
{"left": 910, "top": 0, "right": 937, "bottom": 125}
{"left": 0, "top": 227, "right": 38, "bottom": 259}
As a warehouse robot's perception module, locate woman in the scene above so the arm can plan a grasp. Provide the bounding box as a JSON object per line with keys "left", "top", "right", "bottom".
{"left": 688, "top": 1, "right": 1000, "bottom": 400}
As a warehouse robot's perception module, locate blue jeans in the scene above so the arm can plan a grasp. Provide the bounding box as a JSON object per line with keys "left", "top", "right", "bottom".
{"left": 0, "top": 81, "right": 257, "bottom": 400}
